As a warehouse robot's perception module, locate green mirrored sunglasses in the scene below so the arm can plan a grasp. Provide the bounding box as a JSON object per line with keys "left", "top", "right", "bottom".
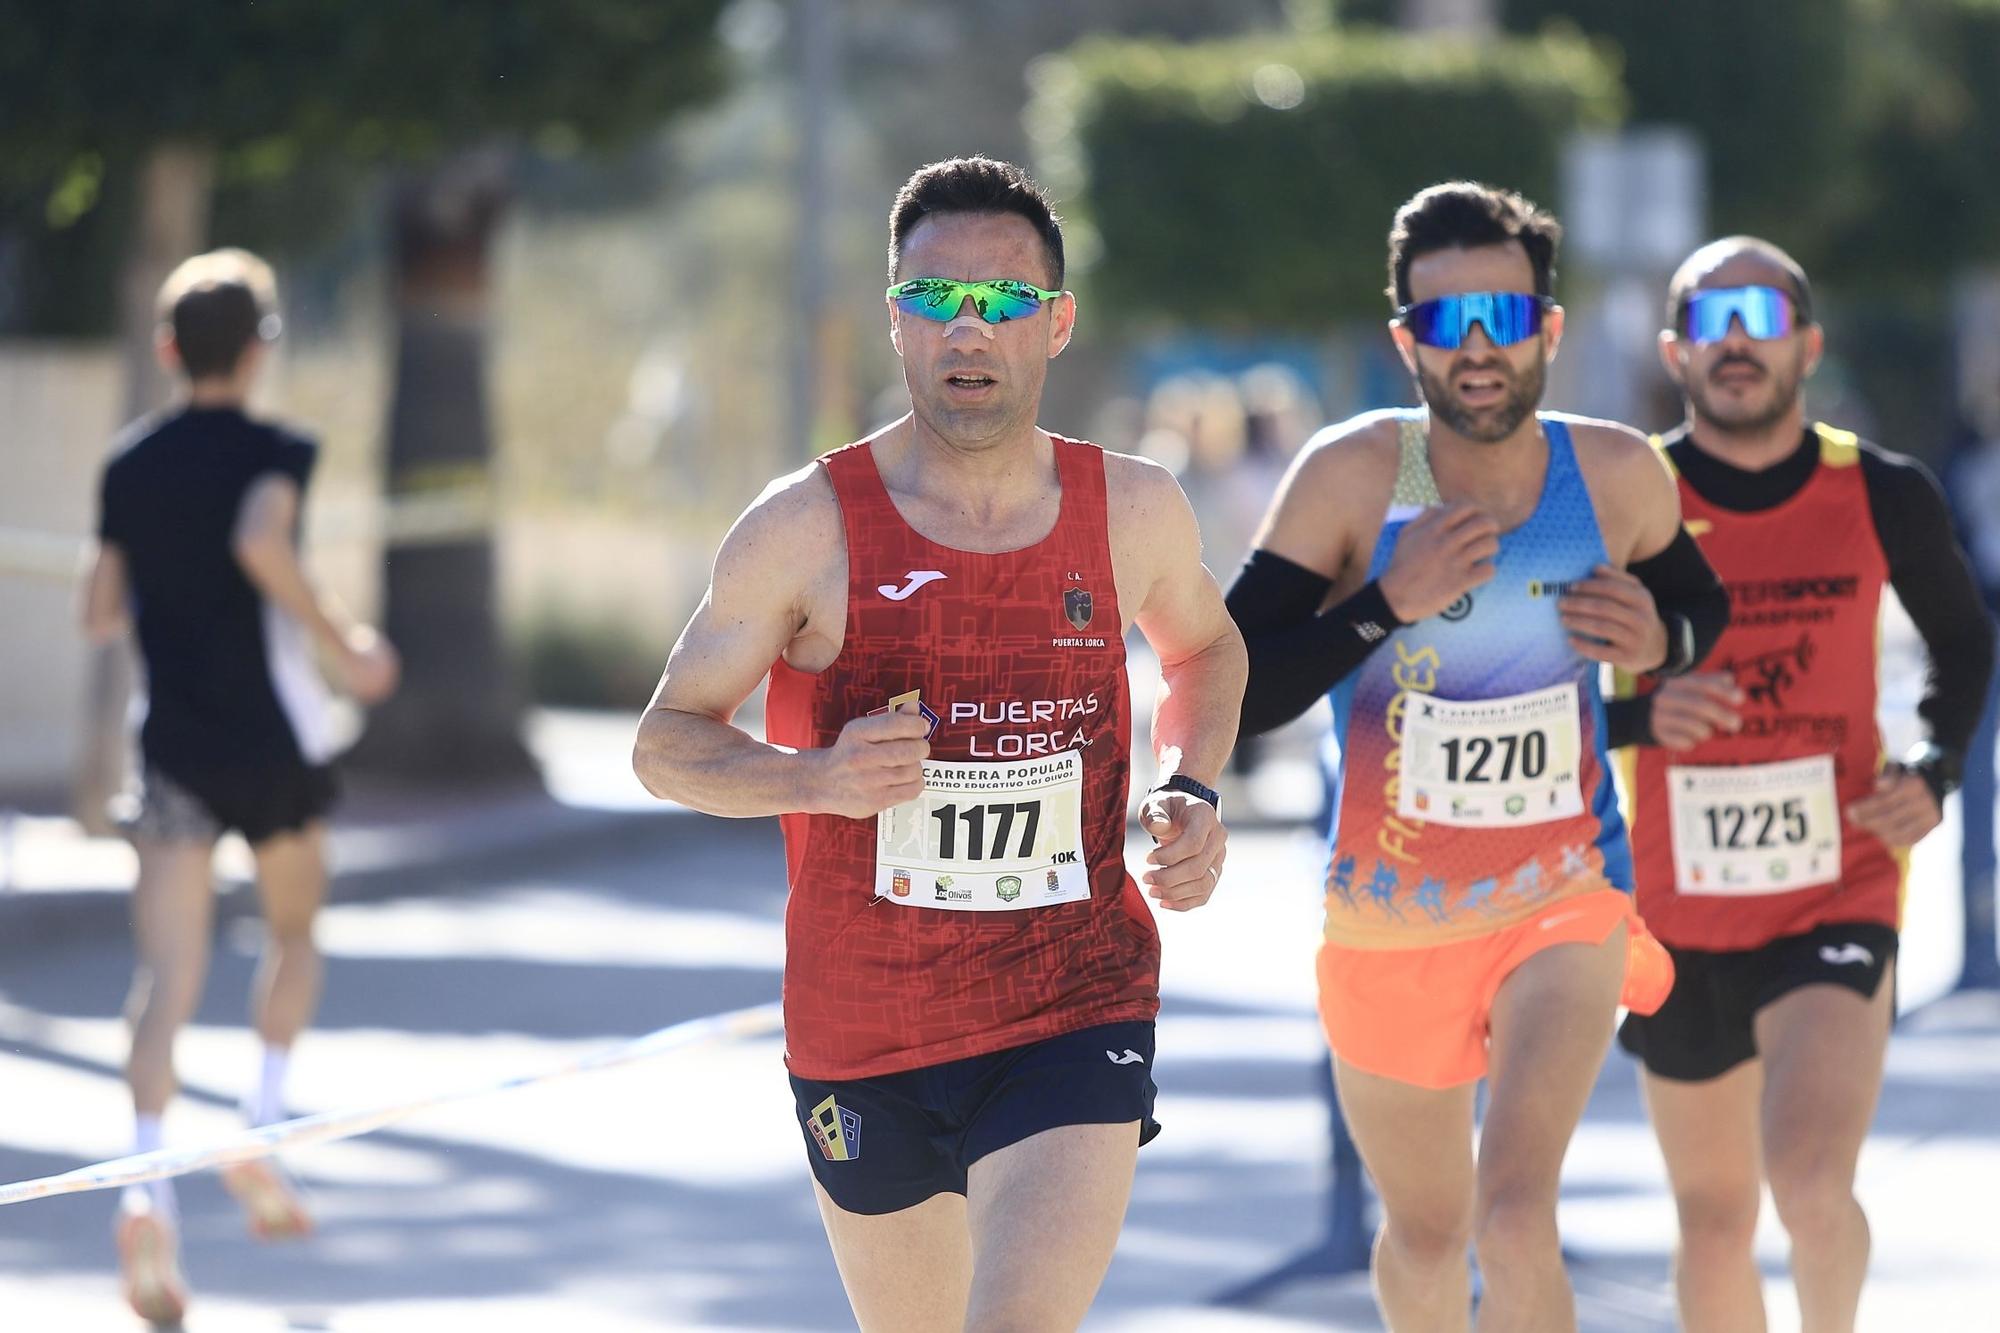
{"left": 886, "top": 277, "right": 1062, "bottom": 325}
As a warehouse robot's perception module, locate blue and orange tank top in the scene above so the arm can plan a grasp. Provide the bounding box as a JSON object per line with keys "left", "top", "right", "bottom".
{"left": 1323, "top": 411, "right": 1630, "bottom": 949}
{"left": 765, "top": 435, "right": 1159, "bottom": 1080}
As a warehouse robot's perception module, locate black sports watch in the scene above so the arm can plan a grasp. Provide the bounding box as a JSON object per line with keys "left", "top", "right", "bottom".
{"left": 1149, "top": 773, "right": 1221, "bottom": 817}
{"left": 1901, "top": 742, "right": 1962, "bottom": 806}
{"left": 1654, "top": 612, "right": 1698, "bottom": 676}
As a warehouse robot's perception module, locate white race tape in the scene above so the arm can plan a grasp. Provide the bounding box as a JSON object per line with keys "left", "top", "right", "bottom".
{"left": 0, "top": 488, "right": 497, "bottom": 583}
{"left": 0, "top": 1001, "right": 782, "bottom": 1208}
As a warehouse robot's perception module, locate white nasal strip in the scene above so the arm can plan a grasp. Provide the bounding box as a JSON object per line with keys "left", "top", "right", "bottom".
{"left": 1668, "top": 755, "right": 1842, "bottom": 895}
{"left": 1398, "top": 681, "right": 1585, "bottom": 828}
{"left": 875, "top": 749, "right": 1091, "bottom": 910}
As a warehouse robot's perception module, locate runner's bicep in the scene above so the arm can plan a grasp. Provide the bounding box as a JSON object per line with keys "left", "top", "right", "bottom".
{"left": 1132, "top": 480, "right": 1238, "bottom": 667}
{"left": 1252, "top": 446, "right": 1357, "bottom": 581}
{"left": 1621, "top": 440, "right": 1685, "bottom": 565}
{"left": 646, "top": 514, "right": 811, "bottom": 725}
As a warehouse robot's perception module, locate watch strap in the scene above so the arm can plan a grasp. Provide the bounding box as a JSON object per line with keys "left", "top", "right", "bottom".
{"left": 1149, "top": 773, "right": 1221, "bottom": 816}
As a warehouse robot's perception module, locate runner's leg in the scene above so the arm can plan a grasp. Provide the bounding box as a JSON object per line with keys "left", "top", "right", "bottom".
{"left": 1642, "top": 1060, "right": 1768, "bottom": 1333}
{"left": 1473, "top": 923, "right": 1627, "bottom": 1333}
{"left": 118, "top": 835, "right": 212, "bottom": 1324}
{"left": 1754, "top": 961, "right": 1895, "bottom": 1333}
{"left": 962, "top": 1121, "right": 1139, "bottom": 1332}
{"left": 1335, "top": 1058, "right": 1478, "bottom": 1333}
{"left": 219, "top": 821, "right": 329, "bottom": 1239}
{"left": 247, "top": 821, "right": 328, "bottom": 1056}
{"left": 813, "top": 1186, "right": 972, "bottom": 1332}
{"left": 125, "top": 837, "right": 218, "bottom": 1122}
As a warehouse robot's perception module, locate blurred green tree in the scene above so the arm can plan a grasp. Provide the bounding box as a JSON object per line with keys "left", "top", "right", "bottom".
{"left": 1032, "top": 29, "right": 1622, "bottom": 329}
{"left": 1498, "top": 1, "right": 1847, "bottom": 258}
{"left": 1496, "top": 0, "right": 2000, "bottom": 288}
{"left": 0, "top": 1, "right": 730, "bottom": 784}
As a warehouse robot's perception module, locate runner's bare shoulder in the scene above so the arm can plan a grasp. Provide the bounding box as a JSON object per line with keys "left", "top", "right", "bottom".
{"left": 1552, "top": 413, "right": 1680, "bottom": 562}
{"left": 1255, "top": 409, "right": 1405, "bottom": 576}
{"left": 1100, "top": 446, "right": 1190, "bottom": 530}
{"left": 715, "top": 460, "right": 847, "bottom": 627}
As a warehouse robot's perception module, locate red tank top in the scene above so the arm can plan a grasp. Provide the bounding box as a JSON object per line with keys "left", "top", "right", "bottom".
{"left": 766, "top": 435, "right": 1159, "bottom": 1080}
{"left": 1628, "top": 426, "right": 1901, "bottom": 949}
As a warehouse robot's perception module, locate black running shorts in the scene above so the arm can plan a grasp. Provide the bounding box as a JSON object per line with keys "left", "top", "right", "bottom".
{"left": 1618, "top": 921, "right": 1897, "bottom": 1082}
{"left": 115, "top": 760, "right": 338, "bottom": 847}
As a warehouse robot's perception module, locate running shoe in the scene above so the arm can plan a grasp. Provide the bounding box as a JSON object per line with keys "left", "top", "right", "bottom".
{"left": 114, "top": 1202, "right": 188, "bottom": 1326}
{"left": 220, "top": 1158, "right": 314, "bottom": 1241}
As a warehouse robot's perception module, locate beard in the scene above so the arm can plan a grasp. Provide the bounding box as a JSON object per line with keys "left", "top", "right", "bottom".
{"left": 1684, "top": 348, "right": 1804, "bottom": 435}
{"left": 1416, "top": 352, "right": 1546, "bottom": 444}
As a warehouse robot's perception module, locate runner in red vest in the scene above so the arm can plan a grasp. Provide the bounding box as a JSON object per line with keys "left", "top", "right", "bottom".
{"left": 633, "top": 157, "right": 1245, "bottom": 1331}
{"left": 1611, "top": 236, "right": 1994, "bottom": 1333}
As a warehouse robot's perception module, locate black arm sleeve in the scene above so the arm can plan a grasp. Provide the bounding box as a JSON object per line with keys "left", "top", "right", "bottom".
{"left": 1603, "top": 694, "right": 1654, "bottom": 750}
{"left": 1629, "top": 526, "right": 1730, "bottom": 674}
{"left": 1225, "top": 548, "right": 1405, "bottom": 737}
{"left": 1860, "top": 445, "right": 1997, "bottom": 771}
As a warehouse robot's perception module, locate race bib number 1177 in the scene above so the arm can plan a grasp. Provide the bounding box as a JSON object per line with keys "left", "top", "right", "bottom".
{"left": 875, "top": 749, "right": 1091, "bottom": 911}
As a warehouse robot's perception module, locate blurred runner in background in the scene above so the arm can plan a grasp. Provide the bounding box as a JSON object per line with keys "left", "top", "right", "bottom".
{"left": 82, "top": 249, "right": 400, "bottom": 1324}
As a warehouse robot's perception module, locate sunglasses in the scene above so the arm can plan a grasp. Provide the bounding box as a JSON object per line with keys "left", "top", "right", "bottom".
{"left": 1679, "top": 285, "right": 1797, "bottom": 344}
{"left": 887, "top": 277, "right": 1062, "bottom": 325}
{"left": 1395, "top": 292, "right": 1554, "bottom": 350}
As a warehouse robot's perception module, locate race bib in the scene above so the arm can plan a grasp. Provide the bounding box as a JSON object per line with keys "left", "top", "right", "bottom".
{"left": 1668, "top": 755, "right": 1842, "bottom": 895}
{"left": 875, "top": 749, "right": 1091, "bottom": 911}
{"left": 1399, "top": 682, "right": 1584, "bottom": 828}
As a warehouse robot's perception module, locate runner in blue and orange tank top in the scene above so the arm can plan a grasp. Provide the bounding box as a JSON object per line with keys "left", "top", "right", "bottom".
{"left": 633, "top": 157, "right": 1246, "bottom": 1332}
{"left": 1606, "top": 236, "right": 1993, "bottom": 1333}
{"left": 1228, "top": 183, "right": 1728, "bottom": 1332}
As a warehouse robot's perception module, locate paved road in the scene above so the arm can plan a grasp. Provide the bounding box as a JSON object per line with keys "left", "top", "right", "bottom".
{"left": 1, "top": 811, "right": 1994, "bottom": 1330}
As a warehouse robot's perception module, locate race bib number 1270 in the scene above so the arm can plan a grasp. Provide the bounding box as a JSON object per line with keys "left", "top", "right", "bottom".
{"left": 875, "top": 749, "right": 1091, "bottom": 911}
{"left": 1398, "top": 682, "right": 1585, "bottom": 828}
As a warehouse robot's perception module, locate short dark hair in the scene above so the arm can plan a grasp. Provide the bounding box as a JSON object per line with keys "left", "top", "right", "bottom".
{"left": 155, "top": 248, "right": 280, "bottom": 380}
{"left": 1385, "top": 182, "right": 1562, "bottom": 309}
{"left": 888, "top": 156, "right": 1065, "bottom": 287}
{"left": 1665, "top": 235, "right": 1814, "bottom": 328}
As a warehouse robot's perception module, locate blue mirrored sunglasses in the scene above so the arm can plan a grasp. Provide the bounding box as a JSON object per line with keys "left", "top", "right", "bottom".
{"left": 1680, "top": 285, "right": 1797, "bottom": 344}
{"left": 1395, "top": 292, "right": 1553, "bottom": 350}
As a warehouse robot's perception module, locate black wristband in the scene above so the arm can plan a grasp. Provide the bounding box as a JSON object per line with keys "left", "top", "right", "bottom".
{"left": 1603, "top": 693, "right": 1656, "bottom": 750}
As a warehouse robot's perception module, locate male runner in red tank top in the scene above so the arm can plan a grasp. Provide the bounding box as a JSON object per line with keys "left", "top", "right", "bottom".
{"left": 1609, "top": 237, "right": 1993, "bottom": 1333}
{"left": 633, "top": 157, "right": 1246, "bottom": 1331}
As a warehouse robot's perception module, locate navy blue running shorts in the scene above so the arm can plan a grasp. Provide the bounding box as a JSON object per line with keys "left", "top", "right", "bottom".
{"left": 788, "top": 1019, "right": 1161, "bottom": 1215}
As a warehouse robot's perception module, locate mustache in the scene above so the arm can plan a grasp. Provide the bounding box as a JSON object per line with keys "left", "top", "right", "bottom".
{"left": 1709, "top": 353, "right": 1767, "bottom": 377}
